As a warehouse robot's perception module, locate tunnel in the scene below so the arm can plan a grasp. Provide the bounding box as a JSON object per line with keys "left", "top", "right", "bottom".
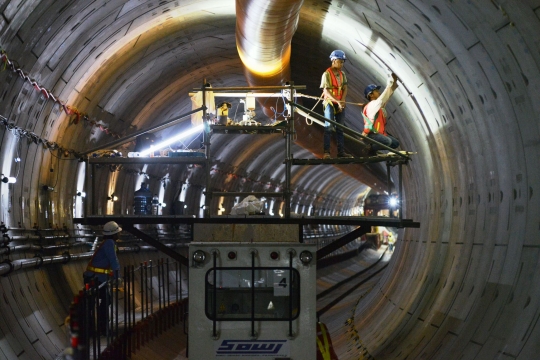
{"left": 1, "top": 0, "right": 539, "bottom": 359}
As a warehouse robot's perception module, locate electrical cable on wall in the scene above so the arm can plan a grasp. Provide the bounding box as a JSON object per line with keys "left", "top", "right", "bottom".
{"left": 0, "top": 114, "right": 82, "bottom": 159}
{"left": 0, "top": 48, "right": 122, "bottom": 139}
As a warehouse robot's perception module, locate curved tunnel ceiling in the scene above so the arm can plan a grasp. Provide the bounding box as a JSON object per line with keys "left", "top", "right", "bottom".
{"left": 1, "top": 0, "right": 540, "bottom": 359}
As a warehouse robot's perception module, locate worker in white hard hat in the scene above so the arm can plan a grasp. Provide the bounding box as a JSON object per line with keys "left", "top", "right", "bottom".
{"left": 83, "top": 221, "right": 122, "bottom": 335}
{"left": 320, "top": 50, "right": 353, "bottom": 159}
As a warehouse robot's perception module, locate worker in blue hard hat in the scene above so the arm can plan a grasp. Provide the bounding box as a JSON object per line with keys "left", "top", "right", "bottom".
{"left": 320, "top": 50, "right": 353, "bottom": 159}
{"left": 362, "top": 73, "right": 400, "bottom": 155}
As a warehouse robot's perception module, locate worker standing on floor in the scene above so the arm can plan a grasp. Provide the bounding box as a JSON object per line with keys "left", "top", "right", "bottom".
{"left": 320, "top": 50, "right": 353, "bottom": 159}
{"left": 83, "top": 221, "right": 122, "bottom": 335}
{"left": 362, "top": 73, "right": 401, "bottom": 155}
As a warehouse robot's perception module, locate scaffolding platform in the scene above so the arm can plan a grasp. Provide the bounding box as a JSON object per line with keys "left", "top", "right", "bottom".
{"left": 83, "top": 83, "right": 417, "bottom": 223}
{"left": 74, "top": 215, "right": 420, "bottom": 228}
{"left": 292, "top": 153, "right": 412, "bottom": 165}
{"left": 211, "top": 123, "right": 287, "bottom": 134}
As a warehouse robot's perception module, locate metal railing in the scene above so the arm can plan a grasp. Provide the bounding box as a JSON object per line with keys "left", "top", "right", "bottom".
{"left": 67, "top": 258, "right": 187, "bottom": 359}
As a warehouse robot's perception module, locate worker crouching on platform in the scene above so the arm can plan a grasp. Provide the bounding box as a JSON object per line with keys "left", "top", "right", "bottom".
{"left": 83, "top": 221, "right": 122, "bottom": 336}
{"left": 362, "top": 73, "right": 401, "bottom": 155}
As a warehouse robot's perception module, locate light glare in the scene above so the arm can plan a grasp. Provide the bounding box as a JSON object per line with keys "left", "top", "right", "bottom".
{"left": 139, "top": 124, "right": 204, "bottom": 156}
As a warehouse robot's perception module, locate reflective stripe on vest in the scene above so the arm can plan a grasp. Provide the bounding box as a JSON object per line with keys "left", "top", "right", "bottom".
{"left": 363, "top": 109, "right": 384, "bottom": 134}
{"left": 326, "top": 68, "right": 343, "bottom": 101}
{"left": 316, "top": 322, "right": 331, "bottom": 360}
{"left": 362, "top": 112, "right": 375, "bottom": 133}
{"left": 85, "top": 240, "right": 117, "bottom": 277}
{"left": 85, "top": 265, "right": 113, "bottom": 276}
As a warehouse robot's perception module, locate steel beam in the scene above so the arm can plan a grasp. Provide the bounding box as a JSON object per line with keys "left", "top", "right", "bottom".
{"left": 122, "top": 226, "right": 188, "bottom": 267}
{"left": 74, "top": 215, "right": 420, "bottom": 228}
{"left": 316, "top": 226, "right": 370, "bottom": 260}
{"left": 82, "top": 107, "right": 206, "bottom": 156}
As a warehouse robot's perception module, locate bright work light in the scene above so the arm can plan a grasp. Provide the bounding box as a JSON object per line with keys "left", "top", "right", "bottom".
{"left": 139, "top": 124, "right": 204, "bottom": 156}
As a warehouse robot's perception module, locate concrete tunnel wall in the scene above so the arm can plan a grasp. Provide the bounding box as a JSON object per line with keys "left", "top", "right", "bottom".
{"left": 0, "top": 0, "right": 539, "bottom": 359}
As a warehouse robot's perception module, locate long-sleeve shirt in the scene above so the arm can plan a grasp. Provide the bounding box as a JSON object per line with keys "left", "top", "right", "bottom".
{"left": 363, "top": 77, "right": 396, "bottom": 135}
{"left": 83, "top": 238, "right": 120, "bottom": 282}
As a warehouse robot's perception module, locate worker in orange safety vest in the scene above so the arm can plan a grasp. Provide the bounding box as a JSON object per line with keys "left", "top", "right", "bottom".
{"left": 320, "top": 50, "right": 353, "bottom": 160}
{"left": 362, "top": 73, "right": 401, "bottom": 156}
{"left": 317, "top": 321, "right": 339, "bottom": 360}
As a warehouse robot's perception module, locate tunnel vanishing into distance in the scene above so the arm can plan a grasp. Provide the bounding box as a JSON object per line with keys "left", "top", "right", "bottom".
{"left": 1, "top": 0, "right": 540, "bottom": 359}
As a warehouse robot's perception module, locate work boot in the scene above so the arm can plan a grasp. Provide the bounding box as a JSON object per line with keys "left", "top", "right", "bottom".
{"left": 361, "top": 145, "right": 376, "bottom": 157}
{"left": 323, "top": 152, "right": 331, "bottom": 159}
{"left": 381, "top": 150, "right": 405, "bottom": 156}
{"left": 337, "top": 152, "right": 354, "bottom": 158}
{"left": 385, "top": 150, "right": 410, "bottom": 157}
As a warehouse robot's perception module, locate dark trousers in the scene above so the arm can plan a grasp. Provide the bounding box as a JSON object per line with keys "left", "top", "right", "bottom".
{"left": 83, "top": 277, "right": 110, "bottom": 334}
{"left": 368, "top": 133, "right": 400, "bottom": 151}
{"left": 323, "top": 104, "right": 345, "bottom": 154}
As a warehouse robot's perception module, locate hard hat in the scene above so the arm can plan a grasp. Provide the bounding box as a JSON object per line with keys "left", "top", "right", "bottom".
{"left": 364, "top": 84, "right": 381, "bottom": 99}
{"left": 103, "top": 221, "right": 122, "bottom": 236}
{"left": 329, "top": 50, "right": 346, "bottom": 61}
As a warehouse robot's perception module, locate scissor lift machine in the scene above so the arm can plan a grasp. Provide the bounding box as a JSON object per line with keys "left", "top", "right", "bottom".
{"left": 188, "top": 223, "right": 317, "bottom": 359}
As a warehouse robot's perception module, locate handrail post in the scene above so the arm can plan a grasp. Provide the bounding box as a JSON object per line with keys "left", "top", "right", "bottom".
{"left": 126, "top": 267, "right": 131, "bottom": 356}
{"left": 386, "top": 162, "right": 393, "bottom": 218}
{"left": 139, "top": 263, "right": 144, "bottom": 321}
{"left": 166, "top": 259, "right": 170, "bottom": 307}
{"left": 175, "top": 261, "right": 179, "bottom": 324}
{"left": 175, "top": 261, "right": 179, "bottom": 302}
{"left": 386, "top": 162, "right": 392, "bottom": 195}
{"left": 132, "top": 265, "right": 136, "bottom": 335}
{"left": 203, "top": 81, "right": 212, "bottom": 218}
{"left": 115, "top": 272, "right": 119, "bottom": 339}
{"left": 90, "top": 162, "right": 96, "bottom": 216}
{"left": 160, "top": 259, "right": 165, "bottom": 332}
{"left": 106, "top": 279, "right": 110, "bottom": 346}
{"left": 399, "top": 163, "right": 403, "bottom": 221}
{"left": 288, "top": 250, "right": 294, "bottom": 338}
{"left": 144, "top": 262, "right": 148, "bottom": 319}
{"left": 251, "top": 250, "right": 256, "bottom": 339}
{"left": 212, "top": 250, "right": 218, "bottom": 339}
{"left": 95, "top": 281, "right": 100, "bottom": 357}
{"left": 85, "top": 160, "right": 91, "bottom": 217}
{"left": 158, "top": 259, "right": 162, "bottom": 311}
{"left": 83, "top": 285, "right": 90, "bottom": 360}
{"left": 285, "top": 82, "right": 294, "bottom": 218}
{"left": 123, "top": 266, "right": 127, "bottom": 357}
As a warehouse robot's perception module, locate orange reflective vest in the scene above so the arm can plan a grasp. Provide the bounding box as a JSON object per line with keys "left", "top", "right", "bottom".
{"left": 316, "top": 322, "right": 338, "bottom": 360}
{"left": 362, "top": 107, "right": 387, "bottom": 135}
{"left": 325, "top": 68, "right": 344, "bottom": 104}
